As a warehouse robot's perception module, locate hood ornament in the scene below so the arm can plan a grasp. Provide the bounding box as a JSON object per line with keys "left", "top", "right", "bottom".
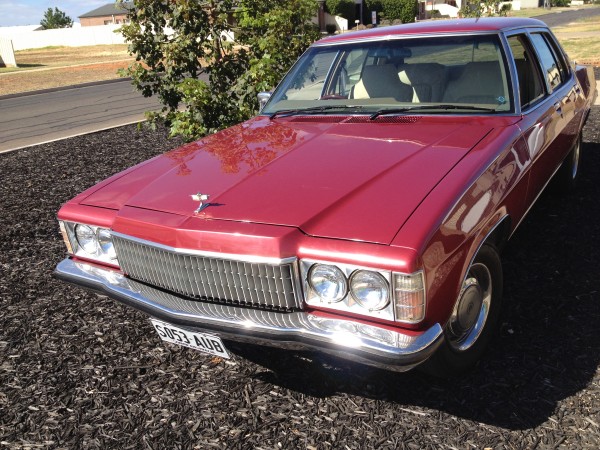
{"left": 191, "top": 192, "right": 211, "bottom": 213}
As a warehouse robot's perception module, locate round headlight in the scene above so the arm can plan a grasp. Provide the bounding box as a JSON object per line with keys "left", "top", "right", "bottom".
{"left": 75, "top": 224, "right": 98, "bottom": 254}
{"left": 308, "top": 264, "right": 347, "bottom": 303}
{"left": 97, "top": 228, "right": 116, "bottom": 260}
{"left": 350, "top": 270, "right": 390, "bottom": 311}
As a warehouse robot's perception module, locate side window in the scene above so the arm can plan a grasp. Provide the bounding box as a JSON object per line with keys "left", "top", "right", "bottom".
{"left": 542, "top": 32, "right": 570, "bottom": 82}
{"left": 507, "top": 35, "right": 545, "bottom": 109}
{"left": 529, "top": 33, "right": 564, "bottom": 92}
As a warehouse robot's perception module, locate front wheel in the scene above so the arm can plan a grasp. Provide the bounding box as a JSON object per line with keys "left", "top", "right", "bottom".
{"left": 421, "top": 244, "right": 503, "bottom": 377}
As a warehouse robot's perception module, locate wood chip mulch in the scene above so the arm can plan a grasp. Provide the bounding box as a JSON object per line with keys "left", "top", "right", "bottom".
{"left": 1, "top": 97, "right": 599, "bottom": 448}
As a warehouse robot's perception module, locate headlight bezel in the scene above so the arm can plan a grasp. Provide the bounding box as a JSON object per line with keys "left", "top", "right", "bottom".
{"left": 60, "top": 220, "right": 119, "bottom": 266}
{"left": 301, "top": 259, "right": 426, "bottom": 324}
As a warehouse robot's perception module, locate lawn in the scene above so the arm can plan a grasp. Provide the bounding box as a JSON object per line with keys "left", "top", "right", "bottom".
{"left": 553, "top": 16, "right": 600, "bottom": 64}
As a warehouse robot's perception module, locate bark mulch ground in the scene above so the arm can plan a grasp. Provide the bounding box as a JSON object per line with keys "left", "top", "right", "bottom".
{"left": 1, "top": 106, "right": 599, "bottom": 447}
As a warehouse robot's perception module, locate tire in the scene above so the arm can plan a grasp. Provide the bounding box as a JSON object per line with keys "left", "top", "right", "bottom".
{"left": 553, "top": 136, "right": 581, "bottom": 193}
{"left": 421, "top": 244, "right": 503, "bottom": 377}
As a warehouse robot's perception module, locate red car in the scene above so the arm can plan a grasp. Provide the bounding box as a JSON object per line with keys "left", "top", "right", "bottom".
{"left": 54, "top": 18, "right": 596, "bottom": 375}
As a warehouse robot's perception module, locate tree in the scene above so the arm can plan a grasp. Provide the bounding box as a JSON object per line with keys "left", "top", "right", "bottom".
{"left": 119, "top": 0, "right": 319, "bottom": 141}
{"left": 40, "top": 7, "right": 73, "bottom": 29}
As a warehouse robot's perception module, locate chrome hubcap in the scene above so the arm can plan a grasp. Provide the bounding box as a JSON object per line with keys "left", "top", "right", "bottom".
{"left": 448, "top": 262, "right": 492, "bottom": 351}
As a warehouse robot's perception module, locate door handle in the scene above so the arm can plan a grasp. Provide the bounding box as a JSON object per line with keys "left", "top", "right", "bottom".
{"left": 554, "top": 102, "right": 562, "bottom": 115}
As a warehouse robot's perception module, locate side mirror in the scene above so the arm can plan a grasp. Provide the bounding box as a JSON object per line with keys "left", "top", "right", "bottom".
{"left": 257, "top": 92, "right": 272, "bottom": 112}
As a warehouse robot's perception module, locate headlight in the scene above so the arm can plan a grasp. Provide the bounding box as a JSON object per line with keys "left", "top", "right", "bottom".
{"left": 301, "top": 259, "right": 425, "bottom": 324}
{"left": 349, "top": 270, "right": 390, "bottom": 311}
{"left": 75, "top": 224, "right": 98, "bottom": 254}
{"left": 308, "top": 264, "right": 347, "bottom": 303}
{"left": 60, "top": 221, "right": 119, "bottom": 266}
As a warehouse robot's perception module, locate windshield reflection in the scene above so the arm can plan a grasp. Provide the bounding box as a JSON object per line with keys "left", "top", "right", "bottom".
{"left": 262, "top": 34, "right": 513, "bottom": 116}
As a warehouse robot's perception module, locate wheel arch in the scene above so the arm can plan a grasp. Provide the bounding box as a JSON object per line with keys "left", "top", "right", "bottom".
{"left": 444, "top": 213, "right": 510, "bottom": 328}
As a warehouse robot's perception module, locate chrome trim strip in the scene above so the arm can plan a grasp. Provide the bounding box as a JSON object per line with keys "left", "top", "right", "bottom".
{"left": 110, "top": 231, "right": 297, "bottom": 265}
{"left": 54, "top": 258, "right": 444, "bottom": 371}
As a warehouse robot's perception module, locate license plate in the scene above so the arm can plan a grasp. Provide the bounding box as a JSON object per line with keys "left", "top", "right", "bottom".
{"left": 150, "top": 319, "right": 230, "bottom": 359}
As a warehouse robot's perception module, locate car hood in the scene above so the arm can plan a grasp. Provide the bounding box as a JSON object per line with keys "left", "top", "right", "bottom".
{"left": 81, "top": 115, "right": 498, "bottom": 245}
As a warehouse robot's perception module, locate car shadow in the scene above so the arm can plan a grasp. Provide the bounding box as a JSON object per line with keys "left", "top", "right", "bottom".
{"left": 227, "top": 140, "right": 600, "bottom": 430}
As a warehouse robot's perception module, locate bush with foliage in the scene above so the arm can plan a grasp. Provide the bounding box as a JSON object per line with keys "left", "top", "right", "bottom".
{"left": 325, "top": 0, "right": 356, "bottom": 22}
{"left": 366, "top": 0, "right": 418, "bottom": 24}
{"left": 119, "top": 0, "right": 319, "bottom": 141}
{"left": 326, "top": 0, "right": 417, "bottom": 27}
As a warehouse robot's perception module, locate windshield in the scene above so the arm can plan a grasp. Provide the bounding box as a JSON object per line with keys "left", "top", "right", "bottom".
{"left": 261, "top": 34, "right": 513, "bottom": 116}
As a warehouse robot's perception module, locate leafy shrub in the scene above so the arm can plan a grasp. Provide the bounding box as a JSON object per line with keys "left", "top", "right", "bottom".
{"left": 119, "top": 0, "right": 319, "bottom": 141}
{"left": 325, "top": 0, "right": 356, "bottom": 22}
{"left": 365, "top": 0, "right": 418, "bottom": 24}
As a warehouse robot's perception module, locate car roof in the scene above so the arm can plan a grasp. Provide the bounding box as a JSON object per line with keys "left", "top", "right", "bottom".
{"left": 317, "top": 18, "right": 548, "bottom": 45}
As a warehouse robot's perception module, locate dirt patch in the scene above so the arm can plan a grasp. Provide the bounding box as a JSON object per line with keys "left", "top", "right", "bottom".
{"left": 13, "top": 44, "right": 130, "bottom": 69}
{"left": 0, "top": 61, "right": 132, "bottom": 95}
{"left": 0, "top": 45, "right": 134, "bottom": 95}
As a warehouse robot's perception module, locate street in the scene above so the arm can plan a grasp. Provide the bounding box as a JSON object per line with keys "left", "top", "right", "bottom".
{"left": 0, "top": 79, "right": 160, "bottom": 153}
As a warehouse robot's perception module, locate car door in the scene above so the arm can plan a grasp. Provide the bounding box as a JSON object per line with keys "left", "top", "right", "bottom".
{"left": 505, "top": 32, "right": 561, "bottom": 207}
{"left": 529, "top": 31, "right": 582, "bottom": 172}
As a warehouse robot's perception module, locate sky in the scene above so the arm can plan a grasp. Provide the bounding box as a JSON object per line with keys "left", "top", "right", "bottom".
{"left": 0, "top": 0, "right": 108, "bottom": 27}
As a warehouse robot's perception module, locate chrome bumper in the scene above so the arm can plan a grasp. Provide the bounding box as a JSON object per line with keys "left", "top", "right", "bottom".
{"left": 54, "top": 258, "right": 444, "bottom": 372}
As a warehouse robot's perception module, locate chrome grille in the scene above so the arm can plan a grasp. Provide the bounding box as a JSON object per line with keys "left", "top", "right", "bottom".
{"left": 112, "top": 234, "right": 301, "bottom": 311}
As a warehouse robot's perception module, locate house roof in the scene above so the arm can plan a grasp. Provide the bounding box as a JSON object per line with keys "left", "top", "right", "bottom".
{"left": 78, "top": 2, "right": 134, "bottom": 18}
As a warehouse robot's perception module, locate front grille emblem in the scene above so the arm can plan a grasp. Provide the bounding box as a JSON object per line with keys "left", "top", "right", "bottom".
{"left": 191, "top": 192, "right": 210, "bottom": 213}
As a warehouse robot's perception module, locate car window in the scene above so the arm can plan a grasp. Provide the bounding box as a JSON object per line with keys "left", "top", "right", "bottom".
{"left": 507, "top": 34, "right": 545, "bottom": 109}
{"left": 281, "top": 51, "right": 338, "bottom": 101}
{"left": 529, "top": 33, "right": 564, "bottom": 92}
{"left": 264, "top": 34, "right": 513, "bottom": 115}
{"left": 541, "top": 32, "right": 570, "bottom": 82}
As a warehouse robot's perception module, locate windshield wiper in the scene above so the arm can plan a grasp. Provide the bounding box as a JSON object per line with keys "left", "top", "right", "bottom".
{"left": 369, "top": 104, "right": 499, "bottom": 120}
{"left": 268, "top": 105, "right": 365, "bottom": 119}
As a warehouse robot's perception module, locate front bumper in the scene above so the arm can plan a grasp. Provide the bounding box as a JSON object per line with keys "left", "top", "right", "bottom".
{"left": 54, "top": 258, "right": 444, "bottom": 372}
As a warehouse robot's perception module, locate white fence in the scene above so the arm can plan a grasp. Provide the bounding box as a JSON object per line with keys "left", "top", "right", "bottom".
{"left": 0, "top": 25, "right": 126, "bottom": 51}
{"left": 0, "top": 24, "right": 238, "bottom": 52}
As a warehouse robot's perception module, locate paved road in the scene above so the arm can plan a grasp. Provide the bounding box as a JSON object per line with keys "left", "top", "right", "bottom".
{"left": 536, "top": 6, "right": 600, "bottom": 27}
{"left": 0, "top": 80, "right": 160, "bottom": 153}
